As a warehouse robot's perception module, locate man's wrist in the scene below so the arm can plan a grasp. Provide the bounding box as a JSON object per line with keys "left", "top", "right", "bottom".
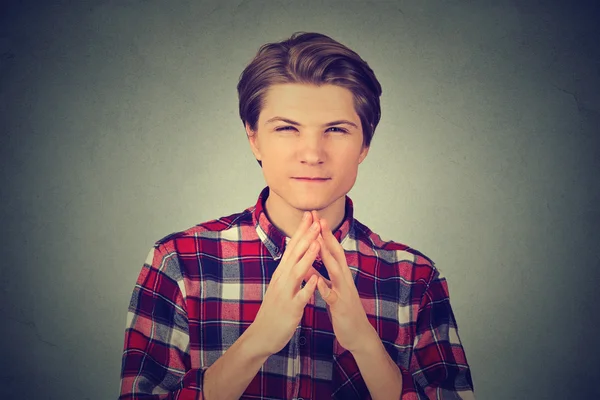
{"left": 349, "top": 324, "right": 382, "bottom": 358}
{"left": 349, "top": 325, "right": 404, "bottom": 400}
{"left": 203, "top": 324, "right": 272, "bottom": 400}
{"left": 242, "top": 323, "right": 274, "bottom": 360}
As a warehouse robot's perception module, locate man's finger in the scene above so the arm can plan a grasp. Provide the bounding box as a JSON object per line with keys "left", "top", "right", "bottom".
{"left": 317, "top": 276, "right": 337, "bottom": 304}
{"left": 311, "top": 210, "right": 320, "bottom": 224}
{"left": 319, "top": 220, "right": 354, "bottom": 283}
{"left": 319, "top": 219, "right": 344, "bottom": 260}
{"left": 284, "top": 220, "right": 320, "bottom": 279}
{"left": 286, "top": 239, "right": 320, "bottom": 292}
{"left": 280, "top": 213, "right": 317, "bottom": 279}
{"left": 281, "top": 211, "right": 313, "bottom": 265}
{"left": 296, "top": 274, "right": 318, "bottom": 305}
{"left": 303, "top": 265, "right": 326, "bottom": 284}
{"left": 316, "top": 234, "right": 343, "bottom": 285}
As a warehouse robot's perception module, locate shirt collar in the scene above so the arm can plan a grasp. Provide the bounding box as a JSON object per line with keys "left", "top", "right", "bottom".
{"left": 252, "top": 186, "right": 355, "bottom": 260}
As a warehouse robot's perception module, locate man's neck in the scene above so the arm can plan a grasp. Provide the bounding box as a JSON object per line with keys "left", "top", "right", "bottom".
{"left": 264, "top": 189, "right": 346, "bottom": 239}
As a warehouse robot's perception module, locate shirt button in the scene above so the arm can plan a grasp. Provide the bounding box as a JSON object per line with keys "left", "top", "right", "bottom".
{"left": 299, "top": 336, "right": 306, "bottom": 346}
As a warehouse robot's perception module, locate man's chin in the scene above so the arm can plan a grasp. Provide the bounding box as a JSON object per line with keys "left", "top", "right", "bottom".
{"left": 294, "top": 195, "right": 343, "bottom": 214}
{"left": 290, "top": 200, "right": 327, "bottom": 212}
{"left": 269, "top": 183, "right": 345, "bottom": 211}
{"left": 280, "top": 194, "right": 326, "bottom": 211}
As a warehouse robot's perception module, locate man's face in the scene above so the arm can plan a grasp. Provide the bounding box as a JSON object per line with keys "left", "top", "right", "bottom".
{"left": 247, "top": 83, "right": 369, "bottom": 213}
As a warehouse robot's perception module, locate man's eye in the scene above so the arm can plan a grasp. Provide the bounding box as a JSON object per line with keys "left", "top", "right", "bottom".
{"left": 327, "top": 127, "right": 348, "bottom": 134}
{"left": 276, "top": 126, "right": 296, "bottom": 131}
{"left": 275, "top": 126, "right": 348, "bottom": 133}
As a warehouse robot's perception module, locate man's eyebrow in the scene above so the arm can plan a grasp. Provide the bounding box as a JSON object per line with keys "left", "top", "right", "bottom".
{"left": 265, "top": 117, "right": 358, "bottom": 129}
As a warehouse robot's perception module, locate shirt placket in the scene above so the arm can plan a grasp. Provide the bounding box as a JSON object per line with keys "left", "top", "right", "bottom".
{"left": 289, "top": 331, "right": 301, "bottom": 400}
{"left": 296, "top": 268, "right": 317, "bottom": 400}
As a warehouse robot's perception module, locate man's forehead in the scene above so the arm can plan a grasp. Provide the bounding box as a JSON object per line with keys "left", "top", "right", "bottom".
{"left": 264, "top": 83, "right": 353, "bottom": 99}
{"left": 260, "top": 83, "right": 358, "bottom": 123}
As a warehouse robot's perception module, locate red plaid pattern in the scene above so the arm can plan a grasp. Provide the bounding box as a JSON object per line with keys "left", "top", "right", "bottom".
{"left": 119, "top": 186, "right": 475, "bottom": 399}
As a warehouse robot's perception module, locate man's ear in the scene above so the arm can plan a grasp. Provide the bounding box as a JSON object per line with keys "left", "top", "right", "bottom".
{"left": 245, "top": 122, "right": 262, "bottom": 161}
{"left": 358, "top": 144, "right": 370, "bottom": 164}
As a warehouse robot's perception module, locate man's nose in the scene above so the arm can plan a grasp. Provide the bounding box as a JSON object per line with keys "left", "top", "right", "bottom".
{"left": 299, "top": 134, "right": 325, "bottom": 164}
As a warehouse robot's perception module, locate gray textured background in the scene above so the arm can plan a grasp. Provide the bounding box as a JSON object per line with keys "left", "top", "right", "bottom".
{"left": 1, "top": 1, "right": 599, "bottom": 399}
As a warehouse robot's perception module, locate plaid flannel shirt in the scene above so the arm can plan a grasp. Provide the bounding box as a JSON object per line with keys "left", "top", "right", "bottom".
{"left": 119, "top": 186, "right": 475, "bottom": 399}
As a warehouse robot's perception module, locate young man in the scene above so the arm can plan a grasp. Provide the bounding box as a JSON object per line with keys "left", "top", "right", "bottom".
{"left": 119, "top": 32, "right": 475, "bottom": 400}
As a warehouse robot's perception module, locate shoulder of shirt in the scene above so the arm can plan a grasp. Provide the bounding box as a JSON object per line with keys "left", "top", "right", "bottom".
{"left": 151, "top": 206, "right": 254, "bottom": 249}
{"left": 352, "top": 218, "right": 437, "bottom": 270}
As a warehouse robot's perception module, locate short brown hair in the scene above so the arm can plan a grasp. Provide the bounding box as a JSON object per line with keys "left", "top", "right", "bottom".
{"left": 237, "top": 32, "right": 382, "bottom": 167}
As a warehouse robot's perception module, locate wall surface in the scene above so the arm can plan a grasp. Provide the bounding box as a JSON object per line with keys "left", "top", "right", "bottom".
{"left": 1, "top": 1, "right": 599, "bottom": 399}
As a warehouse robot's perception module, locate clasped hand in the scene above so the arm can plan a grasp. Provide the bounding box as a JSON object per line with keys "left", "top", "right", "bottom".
{"left": 250, "top": 210, "right": 375, "bottom": 357}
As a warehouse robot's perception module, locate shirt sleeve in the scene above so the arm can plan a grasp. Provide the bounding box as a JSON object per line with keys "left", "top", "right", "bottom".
{"left": 119, "top": 244, "right": 207, "bottom": 400}
{"left": 409, "top": 267, "right": 475, "bottom": 399}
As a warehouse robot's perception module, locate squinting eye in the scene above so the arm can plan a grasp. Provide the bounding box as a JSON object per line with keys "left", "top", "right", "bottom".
{"left": 275, "top": 126, "right": 296, "bottom": 132}
{"left": 275, "top": 126, "right": 348, "bottom": 134}
{"left": 328, "top": 127, "right": 348, "bottom": 133}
